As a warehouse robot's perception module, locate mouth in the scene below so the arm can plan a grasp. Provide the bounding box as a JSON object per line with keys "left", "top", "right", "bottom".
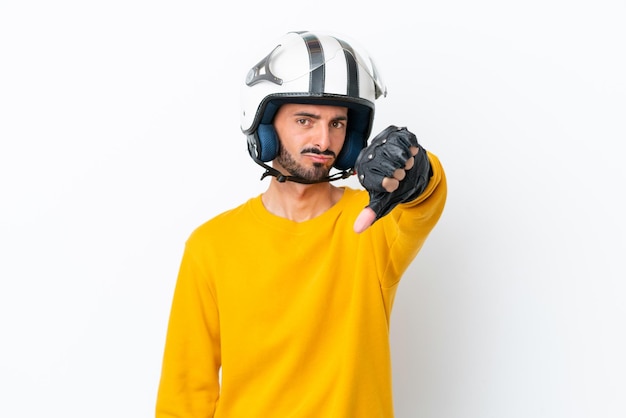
{"left": 301, "top": 148, "right": 335, "bottom": 164}
{"left": 302, "top": 153, "right": 333, "bottom": 164}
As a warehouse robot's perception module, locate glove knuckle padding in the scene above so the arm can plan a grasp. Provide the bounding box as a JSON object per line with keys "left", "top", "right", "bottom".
{"left": 355, "top": 125, "right": 432, "bottom": 222}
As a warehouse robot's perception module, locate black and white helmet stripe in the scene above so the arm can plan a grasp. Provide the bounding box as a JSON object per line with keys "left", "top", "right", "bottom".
{"left": 300, "top": 32, "right": 326, "bottom": 94}
{"left": 296, "top": 32, "right": 361, "bottom": 99}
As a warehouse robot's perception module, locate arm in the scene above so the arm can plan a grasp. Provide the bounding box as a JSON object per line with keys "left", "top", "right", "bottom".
{"left": 389, "top": 150, "right": 447, "bottom": 249}
{"left": 156, "top": 237, "right": 221, "bottom": 418}
{"left": 364, "top": 149, "right": 446, "bottom": 287}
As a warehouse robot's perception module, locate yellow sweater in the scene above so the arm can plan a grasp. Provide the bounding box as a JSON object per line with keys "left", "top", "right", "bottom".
{"left": 156, "top": 153, "right": 447, "bottom": 418}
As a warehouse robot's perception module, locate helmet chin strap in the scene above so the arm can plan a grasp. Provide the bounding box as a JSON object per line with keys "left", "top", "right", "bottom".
{"left": 251, "top": 155, "right": 354, "bottom": 184}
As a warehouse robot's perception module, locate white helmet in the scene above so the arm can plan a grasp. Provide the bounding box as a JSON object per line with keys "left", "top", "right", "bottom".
{"left": 241, "top": 31, "right": 387, "bottom": 178}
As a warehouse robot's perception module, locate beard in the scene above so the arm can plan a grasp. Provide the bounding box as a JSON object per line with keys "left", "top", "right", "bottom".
{"left": 276, "top": 144, "right": 335, "bottom": 182}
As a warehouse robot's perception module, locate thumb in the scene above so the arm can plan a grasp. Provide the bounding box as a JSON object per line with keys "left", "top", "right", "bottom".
{"left": 353, "top": 207, "right": 377, "bottom": 234}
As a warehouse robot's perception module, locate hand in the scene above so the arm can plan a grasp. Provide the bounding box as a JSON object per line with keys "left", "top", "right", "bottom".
{"left": 353, "top": 125, "right": 431, "bottom": 233}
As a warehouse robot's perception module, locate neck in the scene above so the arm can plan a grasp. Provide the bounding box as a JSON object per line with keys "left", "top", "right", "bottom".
{"left": 262, "top": 178, "right": 344, "bottom": 222}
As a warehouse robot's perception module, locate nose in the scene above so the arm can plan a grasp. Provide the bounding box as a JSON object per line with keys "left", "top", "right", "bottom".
{"left": 314, "top": 125, "right": 331, "bottom": 150}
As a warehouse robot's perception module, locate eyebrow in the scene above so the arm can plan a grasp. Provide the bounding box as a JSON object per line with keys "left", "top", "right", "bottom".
{"left": 293, "top": 111, "right": 348, "bottom": 121}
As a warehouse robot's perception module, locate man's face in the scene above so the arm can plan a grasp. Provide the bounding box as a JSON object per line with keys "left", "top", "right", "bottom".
{"left": 273, "top": 103, "right": 348, "bottom": 182}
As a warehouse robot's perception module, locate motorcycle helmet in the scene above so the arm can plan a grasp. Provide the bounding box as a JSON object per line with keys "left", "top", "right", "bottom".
{"left": 240, "top": 30, "right": 386, "bottom": 181}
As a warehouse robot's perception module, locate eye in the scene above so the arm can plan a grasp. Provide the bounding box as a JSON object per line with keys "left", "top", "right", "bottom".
{"left": 296, "top": 118, "right": 310, "bottom": 126}
{"left": 332, "top": 120, "right": 346, "bottom": 129}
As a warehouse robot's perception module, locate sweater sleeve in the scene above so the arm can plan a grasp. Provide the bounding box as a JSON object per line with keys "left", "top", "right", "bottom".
{"left": 156, "top": 234, "right": 221, "bottom": 418}
{"left": 374, "top": 150, "right": 447, "bottom": 288}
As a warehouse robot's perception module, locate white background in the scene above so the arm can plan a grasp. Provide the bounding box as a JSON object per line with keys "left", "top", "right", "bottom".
{"left": 1, "top": 1, "right": 624, "bottom": 417}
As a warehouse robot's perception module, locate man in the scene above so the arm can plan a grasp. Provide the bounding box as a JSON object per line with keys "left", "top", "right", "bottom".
{"left": 156, "top": 31, "right": 447, "bottom": 417}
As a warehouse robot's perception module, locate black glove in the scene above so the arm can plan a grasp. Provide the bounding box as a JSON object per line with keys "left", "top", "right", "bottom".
{"left": 355, "top": 125, "right": 431, "bottom": 222}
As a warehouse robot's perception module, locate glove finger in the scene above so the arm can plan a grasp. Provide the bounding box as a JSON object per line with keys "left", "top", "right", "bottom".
{"left": 356, "top": 139, "right": 414, "bottom": 193}
{"left": 366, "top": 143, "right": 431, "bottom": 223}
{"left": 355, "top": 150, "right": 396, "bottom": 193}
{"left": 358, "top": 169, "right": 389, "bottom": 193}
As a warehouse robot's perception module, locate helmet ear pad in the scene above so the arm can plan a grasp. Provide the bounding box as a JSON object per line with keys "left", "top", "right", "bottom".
{"left": 249, "top": 100, "right": 282, "bottom": 163}
{"left": 255, "top": 123, "right": 280, "bottom": 162}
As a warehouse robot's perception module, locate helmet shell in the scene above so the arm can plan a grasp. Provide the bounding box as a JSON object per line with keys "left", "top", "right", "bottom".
{"left": 241, "top": 31, "right": 386, "bottom": 171}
